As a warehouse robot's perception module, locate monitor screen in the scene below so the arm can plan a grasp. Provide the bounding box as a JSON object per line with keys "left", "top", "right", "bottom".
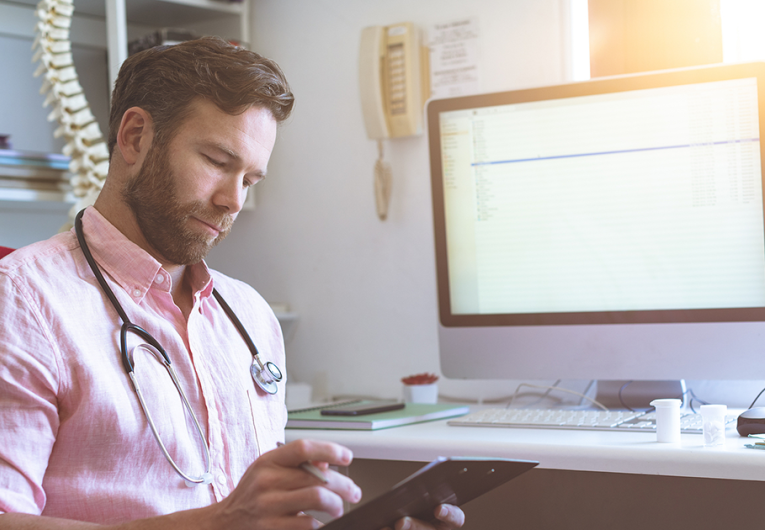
{"left": 427, "top": 62, "right": 765, "bottom": 381}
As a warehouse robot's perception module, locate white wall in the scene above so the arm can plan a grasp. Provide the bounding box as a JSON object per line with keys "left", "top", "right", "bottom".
{"left": 205, "top": 0, "right": 765, "bottom": 408}
{"left": 3, "top": 0, "right": 761, "bottom": 407}
{"left": 206, "top": 0, "right": 576, "bottom": 402}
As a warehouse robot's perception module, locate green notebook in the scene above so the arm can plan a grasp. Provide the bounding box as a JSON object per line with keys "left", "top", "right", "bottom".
{"left": 286, "top": 401, "right": 470, "bottom": 430}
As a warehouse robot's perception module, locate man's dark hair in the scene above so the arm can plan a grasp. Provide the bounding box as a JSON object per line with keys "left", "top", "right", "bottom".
{"left": 108, "top": 36, "right": 294, "bottom": 157}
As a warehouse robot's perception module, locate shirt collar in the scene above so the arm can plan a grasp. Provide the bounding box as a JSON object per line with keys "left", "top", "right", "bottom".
{"left": 76, "top": 207, "right": 213, "bottom": 303}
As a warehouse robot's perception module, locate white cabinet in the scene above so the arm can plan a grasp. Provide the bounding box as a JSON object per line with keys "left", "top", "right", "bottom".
{"left": 101, "top": 0, "right": 251, "bottom": 90}
{"left": 4, "top": 1, "right": 250, "bottom": 56}
{"left": 0, "top": 0, "right": 251, "bottom": 203}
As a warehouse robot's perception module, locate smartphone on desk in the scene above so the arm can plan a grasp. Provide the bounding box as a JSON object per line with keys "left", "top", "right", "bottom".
{"left": 320, "top": 400, "right": 405, "bottom": 416}
{"left": 322, "top": 456, "right": 538, "bottom": 530}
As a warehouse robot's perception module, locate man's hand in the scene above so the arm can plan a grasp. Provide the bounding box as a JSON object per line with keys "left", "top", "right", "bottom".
{"left": 383, "top": 504, "right": 466, "bottom": 530}
{"left": 214, "top": 439, "right": 361, "bottom": 529}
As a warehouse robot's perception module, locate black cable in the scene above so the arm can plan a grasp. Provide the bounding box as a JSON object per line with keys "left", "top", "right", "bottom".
{"left": 212, "top": 288, "right": 261, "bottom": 360}
{"left": 619, "top": 382, "right": 695, "bottom": 413}
{"left": 579, "top": 380, "right": 595, "bottom": 407}
{"left": 75, "top": 209, "right": 131, "bottom": 325}
{"left": 618, "top": 380, "right": 634, "bottom": 411}
{"left": 748, "top": 386, "right": 765, "bottom": 410}
{"left": 686, "top": 388, "right": 710, "bottom": 414}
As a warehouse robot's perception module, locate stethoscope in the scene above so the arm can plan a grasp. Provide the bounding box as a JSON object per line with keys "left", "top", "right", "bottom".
{"left": 74, "top": 209, "right": 283, "bottom": 486}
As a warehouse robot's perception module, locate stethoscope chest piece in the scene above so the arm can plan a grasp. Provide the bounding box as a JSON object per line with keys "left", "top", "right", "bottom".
{"left": 251, "top": 357, "right": 282, "bottom": 395}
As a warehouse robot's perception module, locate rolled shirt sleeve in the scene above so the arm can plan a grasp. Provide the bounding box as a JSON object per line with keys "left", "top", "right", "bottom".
{"left": 0, "top": 262, "right": 61, "bottom": 514}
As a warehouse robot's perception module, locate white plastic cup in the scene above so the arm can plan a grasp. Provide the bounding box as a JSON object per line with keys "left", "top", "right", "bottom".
{"left": 285, "top": 382, "right": 313, "bottom": 410}
{"left": 700, "top": 404, "right": 727, "bottom": 447}
{"left": 650, "top": 398, "right": 682, "bottom": 443}
{"left": 403, "top": 383, "right": 438, "bottom": 404}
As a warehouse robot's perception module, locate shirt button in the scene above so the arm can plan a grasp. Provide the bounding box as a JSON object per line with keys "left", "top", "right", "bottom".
{"left": 217, "top": 474, "right": 226, "bottom": 485}
{"left": 154, "top": 274, "right": 164, "bottom": 284}
{"left": 132, "top": 288, "right": 142, "bottom": 297}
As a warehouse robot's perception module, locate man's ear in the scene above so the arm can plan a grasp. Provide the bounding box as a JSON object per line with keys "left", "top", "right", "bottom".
{"left": 116, "top": 107, "right": 153, "bottom": 166}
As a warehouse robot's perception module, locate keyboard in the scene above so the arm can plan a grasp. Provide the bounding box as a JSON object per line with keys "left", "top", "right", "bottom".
{"left": 448, "top": 407, "right": 738, "bottom": 434}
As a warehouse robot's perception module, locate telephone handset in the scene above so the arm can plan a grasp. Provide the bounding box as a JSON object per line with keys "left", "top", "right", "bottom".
{"left": 358, "top": 22, "right": 429, "bottom": 220}
{"left": 359, "top": 22, "right": 429, "bottom": 139}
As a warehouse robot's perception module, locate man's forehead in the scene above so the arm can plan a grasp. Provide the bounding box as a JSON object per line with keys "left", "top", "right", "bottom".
{"left": 171, "top": 103, "right": 277, "bottom": 173}
{"left": 188, "top": 97, "right": 275, "bottom": 123}
{"left": 175, "top": 99, "right": 274, "bottom": 137}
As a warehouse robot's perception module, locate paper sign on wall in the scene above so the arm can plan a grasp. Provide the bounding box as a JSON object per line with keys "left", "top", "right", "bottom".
{"left": 428, "top": 18, "right": 481, "bottom": 99}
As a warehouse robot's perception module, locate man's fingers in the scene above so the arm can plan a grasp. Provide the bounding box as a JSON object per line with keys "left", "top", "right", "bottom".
{"left": 271, "top": 440, "right": 361, "bottom": 503}
{"left": 222, "top": 439, "right": 361, "bottom": 525}
{"left": 272, "top": 439, "right": 354, "bottom": 468}
{"left": 434, "top": 504, "right": 465, "bottom": 527}
{"left": 273, "top": 485, "right": 348, "bottom": 520}
{"left": 391, "top": 504, "right": 466, "bottom": 530}
{"left": 263, "top": 462, "right": 362, "bottom": 506}
{"left": 393, "top": 517, "right": 413, "bottom": 530}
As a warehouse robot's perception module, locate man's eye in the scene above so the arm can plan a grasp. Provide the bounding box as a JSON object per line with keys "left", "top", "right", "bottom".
{"left": 245, "top": 175, "right": 265, "bottom": 188}
{"left": 205, "top": 155, "right": 225, "bottom": 167}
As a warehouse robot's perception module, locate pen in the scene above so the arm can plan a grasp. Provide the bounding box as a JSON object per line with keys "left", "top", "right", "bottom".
{"left": 276, "top": 442, "right": 329, "bottom": 483}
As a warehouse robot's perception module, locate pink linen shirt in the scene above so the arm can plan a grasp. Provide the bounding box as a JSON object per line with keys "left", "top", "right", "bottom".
{"left": 0, "top": 207, "right": 287, "bottom": 523}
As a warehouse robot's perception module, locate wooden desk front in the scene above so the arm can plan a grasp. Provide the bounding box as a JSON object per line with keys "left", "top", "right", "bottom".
{"left": 286, "top": 416, "right": 765, "bottom": 529}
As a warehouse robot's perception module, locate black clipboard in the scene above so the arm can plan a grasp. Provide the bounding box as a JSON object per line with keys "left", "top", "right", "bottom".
{"left": 322, "top": 457, "right": 538, "bottom": 530}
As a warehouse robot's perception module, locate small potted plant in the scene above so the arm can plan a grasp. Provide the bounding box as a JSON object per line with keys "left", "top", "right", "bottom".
{"left": 401, "top": 372, "right": 439, "bottom": 404}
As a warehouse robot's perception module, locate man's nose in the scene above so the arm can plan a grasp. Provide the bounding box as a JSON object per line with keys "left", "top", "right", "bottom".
{"left": 213, "top": 176, "right": 247, "bottom": 214}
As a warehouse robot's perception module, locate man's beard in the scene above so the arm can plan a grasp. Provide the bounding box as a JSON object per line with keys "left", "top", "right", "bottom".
{"left": 122, "top": 143, "right": 234, "bottom": 266}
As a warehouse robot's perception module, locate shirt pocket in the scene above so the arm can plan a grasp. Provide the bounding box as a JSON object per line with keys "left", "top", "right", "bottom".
{"left": 246, "top": 388, "right": 285, "bottom": 457}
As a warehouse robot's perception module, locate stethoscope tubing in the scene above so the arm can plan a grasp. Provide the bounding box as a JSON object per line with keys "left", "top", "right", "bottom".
{"left": 74, "top": 209, "right": 281, "bottom": 387}
{"left": 73, "top": 208, "right": 282, "bottom": 486}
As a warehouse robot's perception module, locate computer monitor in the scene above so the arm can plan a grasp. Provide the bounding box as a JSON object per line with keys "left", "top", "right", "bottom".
{"left": 427, "top": 62, "right": 765, "bottom": 382}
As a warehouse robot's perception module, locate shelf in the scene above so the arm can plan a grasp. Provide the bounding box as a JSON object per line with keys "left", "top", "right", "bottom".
{"left": 124, "top": 0, "right": 244, "bottom": 28}
{"left": 2, "top": 0, "right": 249, "bottom": 207}
{"left": 274, "top": 311, "right": 299, "bottom": 343}
{"left": 10, "top": 0, "right": 249, "bottom": 85}
{"left": 0, "top": 189, "right": 74, "bottom": 203}
{"left": 101, "top": 0, "right": 250, "bottom": 101}
{"left": 12, "top": 0, "right": 244, "bottom": 25}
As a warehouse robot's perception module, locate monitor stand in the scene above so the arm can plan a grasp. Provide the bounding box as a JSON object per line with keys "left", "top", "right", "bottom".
{"left": 594, "top": 380, "right": 687, "bottom": 410}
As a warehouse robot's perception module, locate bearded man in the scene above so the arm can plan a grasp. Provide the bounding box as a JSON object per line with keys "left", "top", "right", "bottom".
{"left": 0, "top": 37, "right": 464, "bottom": 530}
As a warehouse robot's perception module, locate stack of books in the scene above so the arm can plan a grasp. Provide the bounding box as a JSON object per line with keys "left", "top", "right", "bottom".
{"left": 287, "top": 400, "right": 470, "bottom": 431}
{"left": 0, "top": 150, "right": 73, "bottom": 203}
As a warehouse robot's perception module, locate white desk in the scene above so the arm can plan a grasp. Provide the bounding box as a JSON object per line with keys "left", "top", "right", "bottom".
{"left": 287, "top": 416, "right": 765, "bottom": 481}
{"left": 286, "top": 413, "right": 765, "bottom": 529}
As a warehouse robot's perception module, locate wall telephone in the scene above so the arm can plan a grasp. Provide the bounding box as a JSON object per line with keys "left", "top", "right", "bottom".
{"left": 359, "top": 22, "right": 430, "bottom": 139}
{"left": 358, "top": 22, "right": 430, "bottom": 220}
